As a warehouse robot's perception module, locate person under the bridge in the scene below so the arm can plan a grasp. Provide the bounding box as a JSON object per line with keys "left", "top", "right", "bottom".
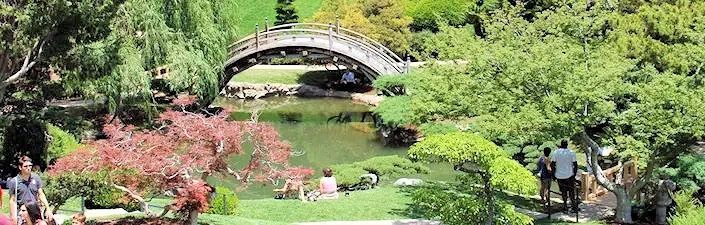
{"left": 341, "top": 70, "right": 356, "bottom": 84}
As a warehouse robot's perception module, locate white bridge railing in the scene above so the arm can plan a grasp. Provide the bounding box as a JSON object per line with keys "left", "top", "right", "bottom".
{"left": 227, "top": 22, "right": 409, "bottom": 75}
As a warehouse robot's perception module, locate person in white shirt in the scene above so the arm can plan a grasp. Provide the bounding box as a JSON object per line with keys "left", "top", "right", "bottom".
{"left": 551, "top": 140, "right": 578, "bottom": 212}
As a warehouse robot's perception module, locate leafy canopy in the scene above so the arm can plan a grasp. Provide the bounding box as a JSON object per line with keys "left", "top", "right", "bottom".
{"left": 61, "top": 0, "right": 239, "bottom": 113}
{"left": 50, "top": 97, "right": 313, "bottom": 220}
{"left": 409, "top": 132, "right": 536, "bottom": 195}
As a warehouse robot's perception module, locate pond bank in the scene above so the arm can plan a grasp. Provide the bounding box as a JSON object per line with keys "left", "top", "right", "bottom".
{"left": 220, "top": 82, "right": 383, "bottom": 106}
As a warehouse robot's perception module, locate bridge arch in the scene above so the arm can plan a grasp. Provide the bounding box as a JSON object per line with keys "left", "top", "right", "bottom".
{"left": 222, "top": 23, "right": 409, "bottom": 89}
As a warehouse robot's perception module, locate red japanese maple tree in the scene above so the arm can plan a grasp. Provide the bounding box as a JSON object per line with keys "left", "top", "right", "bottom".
{"left": 49, "top": 97, "right": 313, "bottom": 223}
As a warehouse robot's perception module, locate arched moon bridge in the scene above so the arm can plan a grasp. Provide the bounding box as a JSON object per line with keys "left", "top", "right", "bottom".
{"left": 222, "top": 22, "right": 410, "bottom": 88}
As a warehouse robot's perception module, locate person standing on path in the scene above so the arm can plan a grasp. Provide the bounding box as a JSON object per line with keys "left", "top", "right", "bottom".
{"left": 537, "top": 147, "right": 552, "bottom": 206}
{"left": 8, "top": 156, "right": 54, "bottom": 225}
{"left": 551, "top": 140, "right": 578, "bottom": 212}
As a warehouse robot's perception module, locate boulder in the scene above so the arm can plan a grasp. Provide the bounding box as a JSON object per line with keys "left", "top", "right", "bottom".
{"left": 393, "top": 178, "right": 423, "bottom": 186}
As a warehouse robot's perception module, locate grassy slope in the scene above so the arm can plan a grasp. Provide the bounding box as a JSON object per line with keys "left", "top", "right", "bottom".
{"left": 4, "top": 189, "right": 607, "bottom": 225}
{"left": 142, "top": 186, "right": 412, "bottom": 224}
{"left": 235, "top": 186, "right": 412, "bottom": 223}
{"left": 235, "top": 0, "right": 323, "bottom": 37}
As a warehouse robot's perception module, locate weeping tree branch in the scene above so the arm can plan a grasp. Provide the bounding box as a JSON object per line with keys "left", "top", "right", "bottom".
{"left": 1, "top": 30, "right": 56, "bottom": 104}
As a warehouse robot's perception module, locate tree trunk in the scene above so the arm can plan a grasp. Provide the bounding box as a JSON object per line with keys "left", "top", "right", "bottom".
{"left": 614, "top": 187, "right": 633, "bottom": 223}
{"left": 483, "top": 173, "right": 494, "bottom": 225}
{"left": 579, "top": 132, "right": 634, "bottom": 223}
{"left": 187, "top": 209, "right": 199, "bottom": 225}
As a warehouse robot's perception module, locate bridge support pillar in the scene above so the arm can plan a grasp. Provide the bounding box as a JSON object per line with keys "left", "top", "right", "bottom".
{"left": 406, "top": 57, "right": 411, "bottom": 74}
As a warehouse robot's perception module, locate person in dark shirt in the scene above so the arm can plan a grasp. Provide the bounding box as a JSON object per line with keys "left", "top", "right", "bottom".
{"left": 7, "top": 156, "right": 54, "bottom": 225}
{"left": 537, "top": 147, "right": 553, "bottom": 206}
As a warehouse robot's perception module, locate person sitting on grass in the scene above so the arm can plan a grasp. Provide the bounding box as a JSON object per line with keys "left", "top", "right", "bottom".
{"left": 307, "top": 167, "right": 338, "bottom": 201}
{"left": 72, "top": 212, "right": 86, "bottom": 225}
{"left": 273, "top": 178, "right": 306, "bottom": 201}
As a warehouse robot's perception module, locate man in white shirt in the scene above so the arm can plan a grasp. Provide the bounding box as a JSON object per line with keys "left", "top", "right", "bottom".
{"left": 551, "top": 140, "right": 578, "bottom": 212}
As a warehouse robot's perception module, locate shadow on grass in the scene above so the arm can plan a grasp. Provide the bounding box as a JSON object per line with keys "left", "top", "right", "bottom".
{"left": 297, "top": 70, "right": 341, "bottom": 87}
{"left": 387, "top": 181, "right": 556, "bottom": 223}
{"left": 388, "top": 186, "right": 433, "bottom": 220}
{"left": 297, "top": 70, "right": 375, "bottom": 93}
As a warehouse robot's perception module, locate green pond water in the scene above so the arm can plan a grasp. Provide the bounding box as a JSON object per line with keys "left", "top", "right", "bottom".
{"left": 210, "top": 97, "right": 457, "bottom": 199}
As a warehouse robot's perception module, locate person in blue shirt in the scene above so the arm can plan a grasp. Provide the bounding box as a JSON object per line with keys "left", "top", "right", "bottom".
{"left": 537, "top": 147, "right": 552, "bottom": 206}
{"left": 341, "top": 70, "right": 356, "bottom": 84}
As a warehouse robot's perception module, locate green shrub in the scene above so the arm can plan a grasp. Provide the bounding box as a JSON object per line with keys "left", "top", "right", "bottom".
{"left": 329, "top": 155, "right": 430, "bottom": 188}
{"left": 405, "top": 0, "right": 473, "bottom": 31}
{"left": 418, "top": 123, "right": 458, "bottom": 136}
{"left": 655, "top": 153, "right": 705, "bottom": 193}
{"left": 411, "top": 184, "right": 533, "bottom": 225}
{"left": 353, "top": 155, "right": 430, "bottom": 179}
{"left": 43, "top": 170, "right": 144, "bottom": 212}
{"left": 670, "top": 204, "right": 705, "bottom": 225}
{"left": 207, "top": 186, "right": 240, "bottom": 215}
{"left": 374, "top": 96, "right": 413, "bottom": 126}
{"left": 330, "top": 163, "right": 369, "bottom": 187}
{"left": 47, "top": 123, "right": 81, "bottom": 164}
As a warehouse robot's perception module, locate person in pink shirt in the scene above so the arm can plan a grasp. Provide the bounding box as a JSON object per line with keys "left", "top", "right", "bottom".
{"left": 307, "top": 168, "right": 339, "bottom": 201}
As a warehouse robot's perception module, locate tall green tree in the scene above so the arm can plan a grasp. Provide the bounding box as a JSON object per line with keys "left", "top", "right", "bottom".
{"left": 377, "top": 0, "right": 705, "bottom": 222}
{"left": 410, "top": 132, "right": 536, "bottom": 225}
{"left": 310, "top": 0, "right": 412, "bottom": 56}
{"left": 1, "top": 0, "right": 123, "bottom": 176}
{"left": 61, "top": 0, "right": 239, "bottom": 114}
{"left": 1, "top": 0, "right": 122, "bottom": 106}
{"left": 275, "top": 0, "right": 299, "bottom": 25}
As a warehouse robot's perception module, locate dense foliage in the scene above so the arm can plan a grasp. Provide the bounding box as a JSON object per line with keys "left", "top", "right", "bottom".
{"left": 60, "top": 0, "right": 239, "bottom": 113}
{"left": 207, "top": 186, "right": 240, "bottom": 216}
{"left": 330, "top": 155, "right": 429, "bottom": 188}
{"left": 49, "top": 97, "right": 313, "bottom": 223}
{"left": 42, "top": 170, "right": 144, "bottom": 213}
{"left": 670, "top": 190, "right": 705, "bottom": 225}
{"left": 275, "top": 0, "right": 299, "bottom": 25}
{"left": 411, "top": 183, "right": 533, "bottom": 225}
{"left": 404, "top": 0, "right": 473, "bottom": 31}
{"left": 376, "top": 0, "right": 705, "bottom": 221}
{"left": 310, "top": 0, "right": 412, "bottom": 56}
{"left": 1, "top": 0, "right": 123, "bottom": 106}
{"left": 409, "top": 132, "right": 536, "bottom": 225}
{"left": 46, "top": 123, "right": 81, "bottom": 166}
{"left": 654, "top": 154, "right": 705, "bottom": 193}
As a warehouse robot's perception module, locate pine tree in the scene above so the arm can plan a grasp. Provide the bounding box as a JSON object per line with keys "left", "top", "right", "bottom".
{"left": 275, "top": 0, "right": 299, "bottom": 25}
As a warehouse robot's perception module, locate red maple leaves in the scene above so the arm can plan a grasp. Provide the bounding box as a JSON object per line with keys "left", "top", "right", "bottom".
{"left": 50, "top": 97, "right": 313, "bottom": 217}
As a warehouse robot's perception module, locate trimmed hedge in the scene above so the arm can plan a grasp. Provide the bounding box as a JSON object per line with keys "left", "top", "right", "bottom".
{"left": 328, "top": 155, "right": 430, "bottom": 188}
{"left": 207, "top": 186, "right": 240, "bottom": 215}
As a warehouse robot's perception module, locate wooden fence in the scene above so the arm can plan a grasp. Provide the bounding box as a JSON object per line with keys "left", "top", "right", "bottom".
{"left": 580, "top": 157, "right": 638, "bottom": 201}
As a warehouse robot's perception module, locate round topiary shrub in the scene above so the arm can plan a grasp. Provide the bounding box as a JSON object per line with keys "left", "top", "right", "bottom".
{"left": 207, "top": 186, "right": 239, "bottom": 216}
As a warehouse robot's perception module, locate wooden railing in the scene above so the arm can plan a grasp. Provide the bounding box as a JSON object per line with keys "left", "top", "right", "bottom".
{"left": 580, "top": 157, "right": 638, "bottom": 201}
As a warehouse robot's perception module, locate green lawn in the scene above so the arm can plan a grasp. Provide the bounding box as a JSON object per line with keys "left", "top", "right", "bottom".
{"left": 234, "top": 0, "right": 323, "bottom": 37}
{"left": 5, "top": 189, "right": 608, "bottom": 225}
{"left": 231, "top": 69, "right": 339, "bottom": 85}
{"left": 138, "top": 186, "right": 413, "bottom": 224}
